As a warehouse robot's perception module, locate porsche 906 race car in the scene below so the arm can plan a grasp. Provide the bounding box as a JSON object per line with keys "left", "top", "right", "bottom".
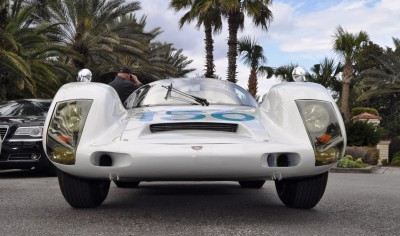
{"left": 43, "top": 68, "right": 346, "bottom": 209}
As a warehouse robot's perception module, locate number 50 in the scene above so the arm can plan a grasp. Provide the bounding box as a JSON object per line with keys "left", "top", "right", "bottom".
{"left": 157, "top": 110, "right": 255, "bottom": 122}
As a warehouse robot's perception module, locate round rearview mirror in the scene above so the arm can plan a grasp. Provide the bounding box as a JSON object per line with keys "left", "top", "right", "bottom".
{"left": 292, "top": 67, "right": 307, "bottom": 82}
{"left": 77, "top": 69, "right": 92, "bottom": 82}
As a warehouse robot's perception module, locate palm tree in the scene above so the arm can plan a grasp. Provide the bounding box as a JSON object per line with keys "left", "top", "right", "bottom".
{"left": 170, "top": 0, "right": 223, "bottom": 78}
{"left": 358, "top": 42, "right": 400, "bottom": 101}
{"left": 94, "top": 13, "right": 163, "bottom": 77}
{"left": 30, "top": 0, "right": 141, "bottom": 70}
{"left": 111, "top": 15, "right": 195, "bottom": 83}
{"left": 0, "top": 1, "right": 74, "bottom": 100}
{"left": 238, "top": 36, "right": 272, "bottom": 97}
{"left": 274, "top": 63, "right": 298, "bottom": 82}
{"left": 135, "top": 42, "right": 195, "bottom": 82}
{"left": 392, "top": 37, "right": 400, "bottom": 51}
{"left": 0, "top": 0, "right": 8, "bottom": 30}
{"left": 309, "top": 58, "right": 343, "bottom": 100}
{"left": 332, "top": 25, "right": 369, "bottom": 122}
{"left": 221, "top": 0, "right": 273, "bottom": 83}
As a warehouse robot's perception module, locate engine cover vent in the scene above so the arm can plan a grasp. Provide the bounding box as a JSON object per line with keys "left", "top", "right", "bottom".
{"left": 150, "top": 122, "right": 238, "bottom": 133}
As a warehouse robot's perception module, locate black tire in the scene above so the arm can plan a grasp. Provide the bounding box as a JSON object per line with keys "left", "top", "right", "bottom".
{"left": 238, "top": 180, "right": 266, "bottom": 188}
{"left": 57, "top": 170, "right": 110, "bottom": 208}
{"left": 275, "top": 171, "right": 329, "bottom": 209}
{"left": 113, "top": 180, "right": 140, "bottom": 188}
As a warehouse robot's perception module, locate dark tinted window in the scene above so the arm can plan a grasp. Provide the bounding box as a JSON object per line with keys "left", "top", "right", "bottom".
{"left": 0, "top": 100, "right": 51, "bottom": 117}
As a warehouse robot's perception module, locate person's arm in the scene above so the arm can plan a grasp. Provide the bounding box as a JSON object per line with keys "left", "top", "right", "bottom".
{"left": 130, "top": 74, "right": 142, "bottom": 85}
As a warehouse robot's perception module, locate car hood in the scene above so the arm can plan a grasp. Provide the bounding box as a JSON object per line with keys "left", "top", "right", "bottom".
{"left": 121, "top": 106, "right": 270, "bottom": 144}
{"left": 0, "top": 116, "right": 45, "bottom": 125}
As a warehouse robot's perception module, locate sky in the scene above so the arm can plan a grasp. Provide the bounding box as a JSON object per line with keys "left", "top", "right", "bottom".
{"left": 135, "top": 0, "right": 400, "bottom": 96}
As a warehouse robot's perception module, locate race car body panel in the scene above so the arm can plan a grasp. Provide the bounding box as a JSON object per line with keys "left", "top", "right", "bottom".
{"left": 43, "top": 78, "right": 346, "bottom": 181}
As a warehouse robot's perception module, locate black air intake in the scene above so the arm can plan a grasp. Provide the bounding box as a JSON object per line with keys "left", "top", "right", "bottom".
{"left": 150, "top": 122, "right": 238, "bottom": 133}
{"left": 0, "top": 126, "right": 8, "bottom": 140}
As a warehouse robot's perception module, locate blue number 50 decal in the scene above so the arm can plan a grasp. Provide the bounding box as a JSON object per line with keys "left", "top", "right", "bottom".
{"left": 140, "top": 110, "right": 255, "bottom": 122}
{"left": 211, "top": 112, "right": 254, "bottom": 121}
{"left": 161, "top": 110, "right": 206, "bottom": 121}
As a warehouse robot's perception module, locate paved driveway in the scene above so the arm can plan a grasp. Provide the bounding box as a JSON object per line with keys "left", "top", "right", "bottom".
{"left": 0, "top": 167, "right": 399, "bottom": 235}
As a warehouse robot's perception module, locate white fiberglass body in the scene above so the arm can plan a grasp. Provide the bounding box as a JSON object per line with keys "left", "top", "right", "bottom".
{"left": 43, "top": 77, "right": 346, "bottom": 208}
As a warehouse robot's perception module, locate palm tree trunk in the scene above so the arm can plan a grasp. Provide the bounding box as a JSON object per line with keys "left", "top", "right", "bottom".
{"left": 0, "top": 0, "right": 9, "bottom": 100}
{"left": 0, "top": 0, "right": 8, "bottom": 45}
{"left": 340, "top": 64, "right": 352, "bottom": 122}
{"left": 248, "top": 68, "right": 258, "bottom": 98}
{"left": 204, "top": 23, "right": 215, "bottom": 78}
{"left": 227, "top": 12, "right": 239, "bottom": 83}
{"left": 0, "top": 0, "right": 8, "bottom": 28}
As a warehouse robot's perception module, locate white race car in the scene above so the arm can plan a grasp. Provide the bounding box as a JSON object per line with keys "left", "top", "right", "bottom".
{"left": 43, "top": 68, "right": 346, "bottom": 209}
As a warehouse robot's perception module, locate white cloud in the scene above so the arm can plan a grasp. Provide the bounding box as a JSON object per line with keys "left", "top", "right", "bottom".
{"left": 136, "top": 0, "right": 400, "bottom": 97}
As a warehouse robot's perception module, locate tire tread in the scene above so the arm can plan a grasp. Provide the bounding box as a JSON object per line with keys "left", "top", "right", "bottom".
{"left": 275, "top": 171, "right": 328, "bottom": 209}
{"left": 58, "top": 170, "right": 110, "bottom": 208}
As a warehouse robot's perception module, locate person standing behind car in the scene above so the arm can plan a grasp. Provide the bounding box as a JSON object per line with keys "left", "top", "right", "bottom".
{"left": 109, "top": 66, "right": 142, "bottom": 103}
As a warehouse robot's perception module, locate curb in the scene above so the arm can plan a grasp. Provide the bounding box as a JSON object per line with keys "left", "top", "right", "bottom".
{"left": 330, "top": 165, "right": 380, "bottom": 174}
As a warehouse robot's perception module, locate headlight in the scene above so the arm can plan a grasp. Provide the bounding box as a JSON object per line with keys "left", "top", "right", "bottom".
{"left": 301, "top": 103, "right": 330, "bottom": 132}
{"left": 296, "top": 100, "right": 345, "bottom": 166}
{"left": 46, "top": 100, "right": 92, "bottom": 165}
{"left": 15, "top": 126, "right": 43, "bottom": 137}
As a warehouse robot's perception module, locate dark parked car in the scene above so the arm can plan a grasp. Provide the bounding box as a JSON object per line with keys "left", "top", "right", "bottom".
{"left": 0, "top": 99, "right": 56, "bottom": 175}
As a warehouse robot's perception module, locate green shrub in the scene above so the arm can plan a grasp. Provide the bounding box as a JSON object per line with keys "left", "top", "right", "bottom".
{"left": 337, "top": 155, "right": 368, "bottom": 168}
{"left": 346, "top": 121, "right": 386, "bottom": 147}
{"left": 381, "top": 159, "right": 388, "bottom": 166}
{"left": 351, "top": 107, "right": 379, "bottom": 116}
{"left": 389, "top": 137, "right": 400, "bottom": 162}
{"left": 391, "top": 153, "right": 400, "bottom": 166}
{"left": 345, "top": 146, "right": 379, "bottom": 165}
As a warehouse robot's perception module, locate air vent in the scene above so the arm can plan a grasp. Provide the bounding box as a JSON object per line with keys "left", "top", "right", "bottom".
{"left": 150, "top": 122, "right": 238, "bottom": 133}
{"left": 0, "top": 126, "right": 9, "bottom": 140}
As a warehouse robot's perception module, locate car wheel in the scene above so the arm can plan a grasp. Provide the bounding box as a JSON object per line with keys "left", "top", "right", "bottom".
{"left": 113, "top": 180, "right": 140, "bottom": 188}
{"left": 57, "top": 169, "right": 110, "bottom": 208}
{"left": 238, "top": 180, "right": 266, "bottom": 188}
{"left": 275, "top": 171, "right": 329, "bottom": 209}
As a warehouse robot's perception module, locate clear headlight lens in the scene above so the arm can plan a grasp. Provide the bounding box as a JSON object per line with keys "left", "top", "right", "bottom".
{"left": 15, "top": 126, "right": 43, "bottom": 137}
{"left": 46, "top": 100, "right": 92, "bottom": 165}
{"left": 302, "top": 103, "right": 330, "bottom": 132}
{"left": 296, "top": 100, "right": 345, "bottom": 166}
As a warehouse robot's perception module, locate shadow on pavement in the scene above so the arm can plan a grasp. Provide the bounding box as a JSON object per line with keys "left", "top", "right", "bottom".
{"left": 0, "top": 169, "right": 54, "bottom": 179}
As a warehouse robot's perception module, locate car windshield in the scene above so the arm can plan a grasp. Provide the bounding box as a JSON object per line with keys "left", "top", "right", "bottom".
{"left": 0, "top": 100, "right": 51, "bottom": 117}
{"left": 125, "top": 78, "right": 258, "bottom": 108}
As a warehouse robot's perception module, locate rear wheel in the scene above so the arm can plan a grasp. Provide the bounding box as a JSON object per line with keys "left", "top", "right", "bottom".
{"left": 238, "top": 180, "right": 266, "bottom": 188}
{"left": 113, "top": 180, "right": 140, "bottom": 188}
{"left": 275, "top": 171, "right": 329, "bottom": 209}
{"left": 57, "top": 170, "right": 110, "bottom": 208}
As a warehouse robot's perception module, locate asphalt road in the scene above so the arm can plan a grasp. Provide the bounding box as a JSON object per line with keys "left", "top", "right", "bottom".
{"left": 0, "top": 168, "right": 399, "bottom": 236}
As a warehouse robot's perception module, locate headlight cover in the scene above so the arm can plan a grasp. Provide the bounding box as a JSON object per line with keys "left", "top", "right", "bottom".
{"left": 15, "top": 126, "right": 43, "bottom": 137}
{"left": 46, "top": 100, "right": 92, "bottom": 165}
{"left": 296, "top": 100, "right": 345, "bottom": 166}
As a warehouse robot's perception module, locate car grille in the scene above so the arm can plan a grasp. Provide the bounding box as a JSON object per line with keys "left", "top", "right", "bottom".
{"left": 150, "top": 122, "right": 238, "bottom": 133}
{"left": 8, "top": 154, "right": 40, "bottom": 160}
{"left": 0, "top": 126, "right": 9, "bottom": 140}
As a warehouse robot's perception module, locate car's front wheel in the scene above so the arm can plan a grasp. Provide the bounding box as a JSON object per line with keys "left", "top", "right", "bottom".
{"left": 275, "top": 171, "right": 328, "bottom": 209}
{"left": 238, "top": 180, "right": 266, "bottom": 188}
{"left": 57, "top": 170, "right": 110, "bottom": 208}
{"left": 113, "top": 180, "right": 140, "bottom": 188}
